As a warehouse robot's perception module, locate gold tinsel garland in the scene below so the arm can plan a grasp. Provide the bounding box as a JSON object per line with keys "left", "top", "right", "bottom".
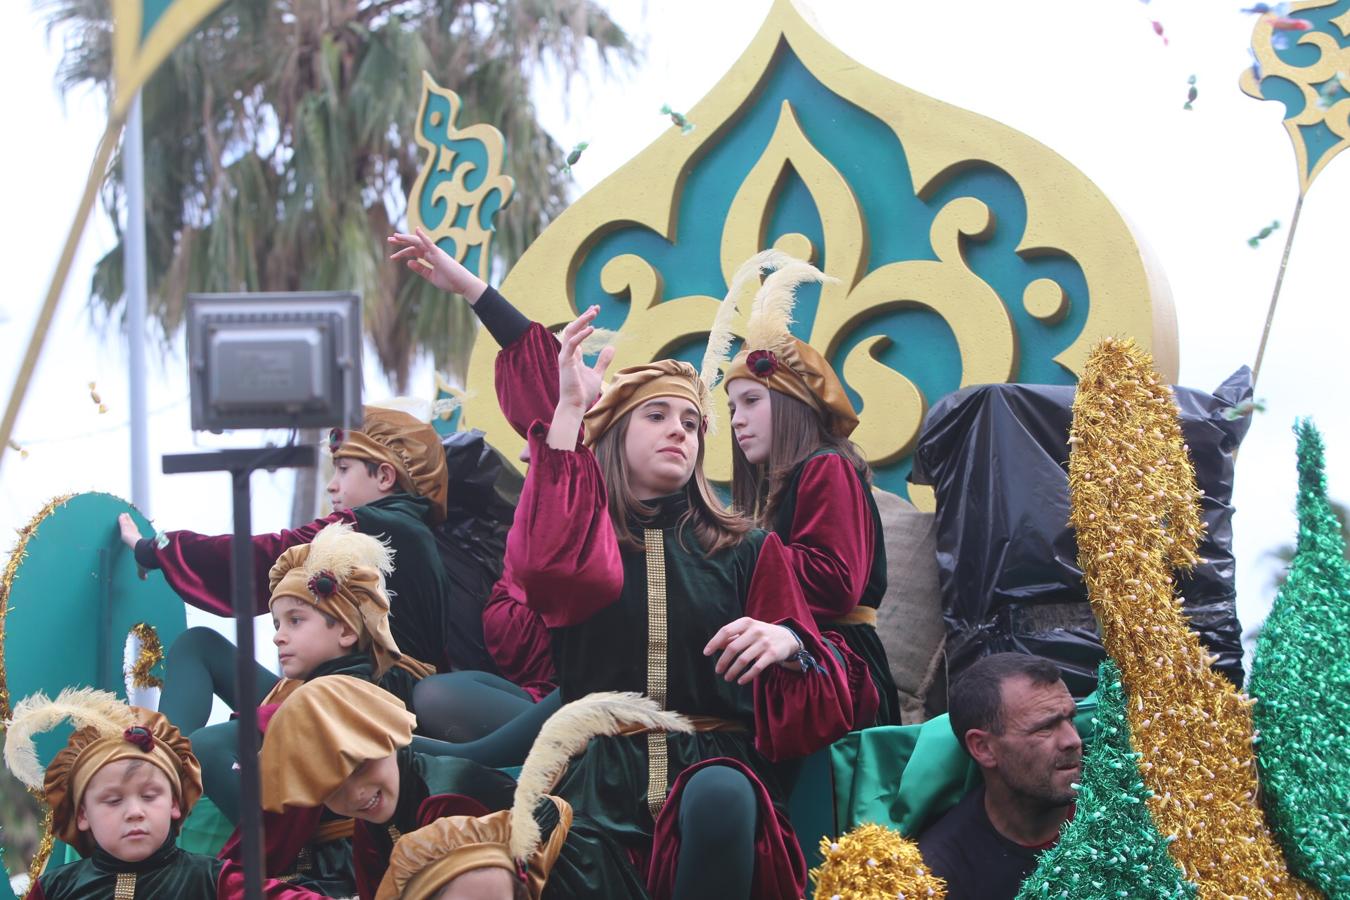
{"left": 810, "top": 823, "right": 945, "bottom": 899}
{"left": 1067, "top": 338, "right": 1316, "bottom": 898}
{"left": 126, "top": 622, "right": 164, "bottom": 690}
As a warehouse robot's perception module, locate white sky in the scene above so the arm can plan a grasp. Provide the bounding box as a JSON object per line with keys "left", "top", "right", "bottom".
{"left": 1, "top": 0, "right": 1347, "bottom": 673}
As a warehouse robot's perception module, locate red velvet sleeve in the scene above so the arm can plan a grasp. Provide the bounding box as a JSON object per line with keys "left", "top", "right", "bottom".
{"left": 352, "top": 825, "right": 383, "bottom": 900}
{"left": 784, "top": 453, "right": 876, "bottom": 619}
{"left": 152, "top": 511, "right": 354, "bottom": 616}
{"left": 494, "top": 322, "right": 561, "bottom": 438}
{"left": 217, "top": 806, "right": 324, "bottom": 882}
{"left": 481, "top": 563, "right": 557, "bottom": 701}
{"left": 745, "top": 534, "right": 880, "bottom": 761}
{"left": 505, "top": 425, "right": 624, "bottom": 628}
{"left": 217, "top": 861, "right": 331, "bottom": 898}
{"left": 23, "top": 881, "right": 43, "bottom": 900}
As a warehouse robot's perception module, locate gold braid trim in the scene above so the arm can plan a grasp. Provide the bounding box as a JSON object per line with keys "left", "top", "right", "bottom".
{"left": 1068, "top": 338, "right": 1316, "bottom": 897}
{"left": 114, "top": 871, "right": 135, "bottom": 899}
{"left": 126, "top": 622, "right": 164, "bottom": 689}
{"left": 644, "top": 528, "right": 670, "bottom": 820}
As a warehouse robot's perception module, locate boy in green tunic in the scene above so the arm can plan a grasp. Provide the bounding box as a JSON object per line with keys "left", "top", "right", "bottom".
{"left": 3, "top": 688, "right": 321, "bottom": 900}
{"left": 118, "top": 404, "right": 478, "bottom": 741}
{"left": 208, "top": 523, "right": 437, "bottom": 895}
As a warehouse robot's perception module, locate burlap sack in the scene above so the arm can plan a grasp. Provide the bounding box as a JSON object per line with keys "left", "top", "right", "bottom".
{"left": 871, "top": 487, "right": 946, "bottom": 723}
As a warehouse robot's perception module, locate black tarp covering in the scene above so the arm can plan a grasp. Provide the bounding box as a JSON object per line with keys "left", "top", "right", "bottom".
{"left": 910, "top": 368, "right": 1253, "bottom": 697}
{"left": 431, "top": 429, "right": 521, "bottom": 672}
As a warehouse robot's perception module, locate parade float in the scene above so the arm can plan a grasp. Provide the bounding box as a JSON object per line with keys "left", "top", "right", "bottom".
{"left": 2, "top": 0, "right": 1347, "bottom": 896}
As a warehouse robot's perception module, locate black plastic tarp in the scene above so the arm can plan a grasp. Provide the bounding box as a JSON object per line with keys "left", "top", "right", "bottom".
{"left": 911, "top": 368, "right": 1253, "bottom": 697}
{"left": 431, "top": 429, "right": 522, "bottom": 673}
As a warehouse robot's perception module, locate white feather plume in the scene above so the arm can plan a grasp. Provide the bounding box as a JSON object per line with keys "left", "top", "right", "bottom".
{"left": 509, "top": 692, "right": 692, "bottom": 861}
{"left": 4, "top": 687, "right": 135, "bottom": 790}
{"left": 302, "top": 522, "right": 395, "bottom": 588}
{"left": 744, "top": 259, "right": 837, "bottom": 352}
{"left": 698, "top": 249, "right": 797, "bottom": 393}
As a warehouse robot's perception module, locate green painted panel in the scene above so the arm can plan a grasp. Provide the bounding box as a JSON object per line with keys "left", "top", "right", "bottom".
{"left": 3, "top": 493, "right": 186, "bottom": 767}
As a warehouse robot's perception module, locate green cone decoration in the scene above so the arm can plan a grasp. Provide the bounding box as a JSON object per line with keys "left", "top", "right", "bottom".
{"left": 1015, "top": 660, "right": 1196, "bottom": 900}
{"left": 1249, "top": 419, "right": 1350, "bottom": 897}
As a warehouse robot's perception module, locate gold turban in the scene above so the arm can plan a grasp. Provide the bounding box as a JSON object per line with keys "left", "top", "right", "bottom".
{"left": 724, "top": 335, "right": 859, "bottom": 438}
{"left": 260, "top": 675, "right": 415, "bottom": 813}
{"left": 331, "top": 405, "right": 449, "bottom": 523}
{"left": 266, "top": 522, "right": 432, "bottom": 681}
{"left": 3, "top": 689, "right": 202, "bottom": 857}
{"left": 374, "top": 797, "right": 573, "bottom": 900}
{"left": 582, "top": 360, "right": 708, "bottom": 447}
{"left": 701, "top": 250, "right": 859, "bottom": 438}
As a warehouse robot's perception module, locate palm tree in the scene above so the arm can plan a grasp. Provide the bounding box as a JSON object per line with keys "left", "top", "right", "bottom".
{"left": 40, "top": 0, "right": 636, "bottom": 390}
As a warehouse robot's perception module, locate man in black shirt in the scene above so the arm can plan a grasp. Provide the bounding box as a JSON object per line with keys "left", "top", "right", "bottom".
{"left": 919, "top": 653, "right": 1082, "bottom": 900}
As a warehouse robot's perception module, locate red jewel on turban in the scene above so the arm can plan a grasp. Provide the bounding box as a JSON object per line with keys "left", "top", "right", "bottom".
{"left": 123, "top": 726, "right": 153, "bottom": 753}
{"left": 327, "top": 427, "right": 345, "bottom": 454}
{"left": 308, "top": 570, "right": 338, "bottom": 598}
{"left": 746, "top": 349, "right": 779, "bottom": 377}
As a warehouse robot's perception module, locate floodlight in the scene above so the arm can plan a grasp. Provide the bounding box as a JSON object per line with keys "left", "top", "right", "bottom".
{"left": 185, "top": 291, "right": 362, "bottom": 432}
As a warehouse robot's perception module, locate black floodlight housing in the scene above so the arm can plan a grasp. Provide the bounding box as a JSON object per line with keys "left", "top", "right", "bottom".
{"left": 185, "top": 291, "right": 363, "bottom": 432}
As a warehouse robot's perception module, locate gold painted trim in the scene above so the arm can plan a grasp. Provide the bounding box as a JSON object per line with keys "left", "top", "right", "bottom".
{"left": 643, "top": 528, "right": 670, "bottom": 819}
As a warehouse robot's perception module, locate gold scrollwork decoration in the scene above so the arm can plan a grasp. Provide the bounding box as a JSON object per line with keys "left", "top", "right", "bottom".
{"left": 408, "top": 72, "right": 516, "bottom": 283}
{"left": 1240, "top": 1, "right": 1350, "bottom": 195}
{"left": 457, "top": 0, "right": 1175, "bottom": 489}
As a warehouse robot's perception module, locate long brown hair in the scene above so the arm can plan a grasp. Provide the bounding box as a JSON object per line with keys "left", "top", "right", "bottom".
{"left": 592, "top": 410, "right": 752, "bottom": 555}
{"left": 730, "top": 388, "right": 871, "bottom": 526}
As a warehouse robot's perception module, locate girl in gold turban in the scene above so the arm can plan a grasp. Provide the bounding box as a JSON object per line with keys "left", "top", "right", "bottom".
{"left": 705, "top": 249, "right": 900, "bottom": 725}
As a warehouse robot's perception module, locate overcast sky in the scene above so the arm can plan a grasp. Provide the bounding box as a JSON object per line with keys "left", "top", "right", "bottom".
{"left": 1, "top": 0, "right": 1346, "bottom": 673}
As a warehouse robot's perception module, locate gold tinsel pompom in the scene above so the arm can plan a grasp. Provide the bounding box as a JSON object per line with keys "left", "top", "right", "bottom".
{"left": 810, "top": 823, "right": 945, "bottom": 899}
{"left": 126, "top": 622, "right": 164, "bottom": 690}
{"left": 1068, "top": 337, "right": 1318, "bottom": 898}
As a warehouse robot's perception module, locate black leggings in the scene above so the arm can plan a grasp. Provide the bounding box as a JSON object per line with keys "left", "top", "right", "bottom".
{"left": 413, "top": 676, "right": 562, "bottom": 768}
{"left": 672, "top": 765, "right": 758, "bottom": 900}
{"left": 159, "top": 627, "right": 277, "bottom": 734}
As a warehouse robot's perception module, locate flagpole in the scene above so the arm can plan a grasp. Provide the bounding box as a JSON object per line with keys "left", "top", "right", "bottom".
{"left": 125, "top": 92, "right": 151, "bottom": 513}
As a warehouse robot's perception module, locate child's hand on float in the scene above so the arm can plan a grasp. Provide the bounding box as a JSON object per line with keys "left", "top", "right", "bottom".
{"left": 116, "top": 513, "right": 143, "bottom": 551}
{"left": 704, "top": 617, "right": 801, "bottom": 684}
{"left": 386, "top": 227, "right": 486, "bottom": 301}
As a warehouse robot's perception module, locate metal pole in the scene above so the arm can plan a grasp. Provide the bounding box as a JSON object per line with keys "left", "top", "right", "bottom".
{"left": 230, "top": 467, "right": 263, "bottom": 900}
{"left": 125, "top": 94, "right": 151, "bottom": 512}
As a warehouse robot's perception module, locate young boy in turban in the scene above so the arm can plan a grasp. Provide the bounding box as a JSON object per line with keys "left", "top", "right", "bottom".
{"left": 200, "top": 523, "right": 436, "bottom": 895}
{"left": 3, "top": 688, "right": 323, "bottom": 899}
{"left": 120, "top": 404, "right": 497, "bottom": 741}
{"left": 260, "top": 676, "right": 519, "bottom": 900}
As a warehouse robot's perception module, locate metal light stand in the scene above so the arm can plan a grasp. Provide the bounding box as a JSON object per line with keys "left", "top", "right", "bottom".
{"left": 162, "top": 445, "right": 316, "bottom": 900}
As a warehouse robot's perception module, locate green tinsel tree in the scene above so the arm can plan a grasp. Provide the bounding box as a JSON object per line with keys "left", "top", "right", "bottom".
{"left": 1249, "top": 419, "right": 1350, "bottom": 897}
{"left": 1015, "top": 659, "right": 1196, "bottom": 900}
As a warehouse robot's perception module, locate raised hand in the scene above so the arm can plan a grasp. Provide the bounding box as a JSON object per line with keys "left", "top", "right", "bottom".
{"left": 704, "top": 616, "right": 802, "bottom": 684}
{"left": 546, "top": 307, "right": 616, "bottom": 450}
{"left": 386, "top": 227, "right": 487, "bottom": 302}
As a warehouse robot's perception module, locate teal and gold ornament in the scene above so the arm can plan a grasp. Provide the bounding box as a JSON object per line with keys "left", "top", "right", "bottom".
{"left": 1248, "top": 420, "right": 1350, "bottom": 897}
{"left": 1015, "top": 659, "right": 1196, "bottom": 900}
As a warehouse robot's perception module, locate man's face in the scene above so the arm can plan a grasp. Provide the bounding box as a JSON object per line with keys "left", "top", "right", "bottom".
{"left": 323, "top": 753, "right": 400, "bottom": 823}
{"left": 76, "top": 759, "right": 180, "bottom": 862}
{"left": 985, "top": 675, "right": 1083, "bottom": 808}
